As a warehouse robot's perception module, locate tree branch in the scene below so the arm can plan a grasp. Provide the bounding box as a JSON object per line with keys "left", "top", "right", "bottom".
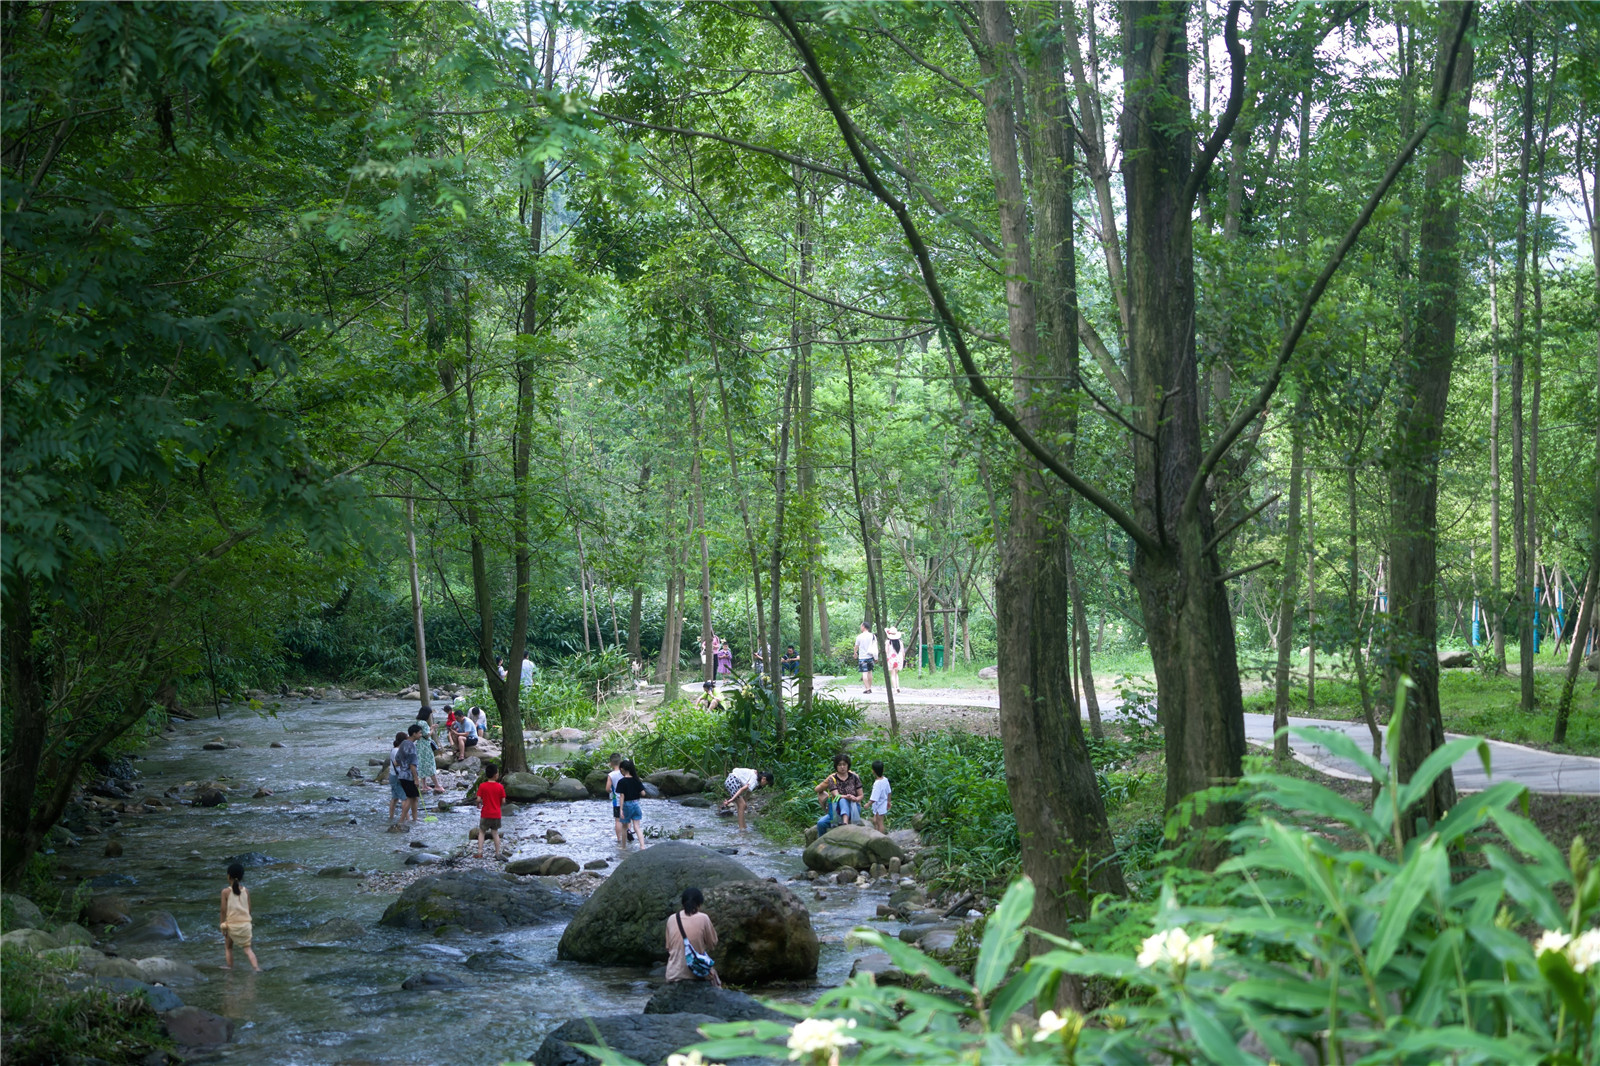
{"left": 1181, "top": 1, "right": 1475, "bottom": 525}
{"left": 1183, "top": 1, "right": 1247, "bottom": 209}
{"left": 771, "top": 2, "right": 1160, "bottom": 557}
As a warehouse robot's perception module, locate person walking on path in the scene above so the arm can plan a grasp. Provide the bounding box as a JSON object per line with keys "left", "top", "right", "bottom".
{"left": 665, "top": 886, "right": 720, "bottom": 987}
{"left": 615, "top": 759, "right": 648, "bottom": 849}
{"left": 219, "top": 862, "right": 261, "bottom": 971}
{"left": 720, "top": 767, "right": 774, "bottom": 830}
{"left": 854, "top": 623, "right": 878, "bottom": 693}
{"left": 475, "top": 761, "right": 507, "bottom": 859}
{"left": 815, "top": 755, "right": 864, "bottom": 835}
{"left": 884, "top": 626, "right": 905, "bottom": 694}
{"left": 414, "top": 708, "right": 443, "bottom": 794}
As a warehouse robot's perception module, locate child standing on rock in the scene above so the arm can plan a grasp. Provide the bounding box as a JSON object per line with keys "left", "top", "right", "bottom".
{"left": 220, "top": 862, "right": 261, "bottom": 971}
{"left": 870, "top": 760, "right": 891, "bottom": 833}
{"left": 476, "top": 761, "right": 507, "bottom": 860}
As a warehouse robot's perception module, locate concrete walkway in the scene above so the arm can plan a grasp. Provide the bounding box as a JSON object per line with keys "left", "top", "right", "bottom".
{"left": 816, "top": 677, "right": 1600, "bottom": 796}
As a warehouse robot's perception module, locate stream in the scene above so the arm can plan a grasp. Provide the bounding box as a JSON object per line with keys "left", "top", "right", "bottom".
{"left": 59, "top": 697, "right": 895, "bottom": 1065}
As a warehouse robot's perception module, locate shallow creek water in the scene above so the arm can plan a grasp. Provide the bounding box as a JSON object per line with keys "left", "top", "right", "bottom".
{"left": 63, "top": 698, "right": 900, "bottom": 1065}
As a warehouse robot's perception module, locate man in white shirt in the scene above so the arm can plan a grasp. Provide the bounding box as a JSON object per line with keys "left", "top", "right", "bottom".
{"left": 854, "top": 622, "right": 879, "bottom": 694}
{"left": 521, "top": 655, "right": 536, "bottom": 687}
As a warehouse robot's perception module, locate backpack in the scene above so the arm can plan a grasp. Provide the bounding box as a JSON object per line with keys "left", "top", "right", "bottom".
{"left": 675, "top": 913, "right": 715, "bottom": 978}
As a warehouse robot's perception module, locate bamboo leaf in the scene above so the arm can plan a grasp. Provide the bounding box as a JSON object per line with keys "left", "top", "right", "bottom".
{"left": 974, "top": 876, "right": 1033, "bottom": 997}
{"left": 1366, "top": 833, "right": 1446, "bottom": 972}
{"left": 1394, "top": 736, "right": 1489, "bottom": 816}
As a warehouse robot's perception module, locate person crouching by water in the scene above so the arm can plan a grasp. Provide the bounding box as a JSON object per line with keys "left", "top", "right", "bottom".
{"left": 666, "top": 886, "right": 719, "bottom": 987}
{"left": 220, "top": 862, "right": 261, "bottom": 971}
{"left": 720, "top": 767, "right": 774, "bottom": 830}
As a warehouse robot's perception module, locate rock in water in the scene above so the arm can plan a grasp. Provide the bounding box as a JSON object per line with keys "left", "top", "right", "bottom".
{"left": 557, "top": 843, "right": 757, "bottom": 966}
{"left": 499, "top": 771, "right": 552, "bottom": 803}
{"left": 103, "top": 840, "right": 123, "bottom": 858}
{"left": 134, "top": 957, "right": 206, "bottom": 985}
{"left": 643, "top": 979, "right": 788, "bottom": 1022}
{"left": 196, "top": 788, "right": 225, "bottom": 808}
{"left": 224, "top": 852, "right": 276, "bottom": 868}
{"left": 547, "top": 777, "right": 590, "bottom": 802}
{"left": 583, "top": 859, "right": 608, "bottom": 870}
{"left": 702, "top": 880, "right": 819, "bottom": 984}
{"left": 201, "top": 742, "right": 227, "bottom": 751}
{"left": 401, "top": 971, "right": 470, "bottom": 991}
{"left": 379, "top": 870, "right": 580, "bottom": 933}
{"left": 850, "top": 951, "right": 907, "bottom": 986}
{"left": 544, "top": 829, "right": 566, "bottom": 845}
{"left": 678, "top": 795, "right": 713, "bottom": 809}
{"left": 315, "top": 865, "right": 361, "bottom": 879}
{"left": 404, "top": 852, "right": 444, "bottom": 866}
{"left": 802, "top": 824, "right": 906, "bottom": 873}
{"left": 835, "top": 868, "right": 858, "bottom": 885}
{"left": 83, "top": 894, "right": 132, "bottom": 926}
{"left": 644, "top": 769, "right": 703, "bottom": 796}
{"left": 161, "top": 1005, "right": 234, "bottom": 1046}
{"left": 506, "top": 855, "right": 579, "bottom": 877}
{"left": 530, "top": 1014, "right": 722, "bottom": 1066}
{"left": 301, "top": 918, "right": 366, "bottom": 943}
{"left": 117, "top": 911, "right": 183, "bottom": 944}
{"left": 583, "top": 769, "right": 610, "bottom": 797}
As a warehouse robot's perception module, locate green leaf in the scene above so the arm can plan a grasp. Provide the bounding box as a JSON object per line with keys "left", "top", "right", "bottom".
{"left": 850, "top": 929, "right": 972, "bottom": 994}
{"left": 974, "top": 876, "right": 1033, "bottom": 997}
{"left": 1430, "top": 781, "right": 1527, "bottom": 848}
{"left": 1394, "top": 737, "right": 1489, "bottom": 816}
{"left": 1488, "top": 807, "right": 1569, "bottom": 875}
{"left": 1537, "top": 949, "right": 1590, "bottom": 1019}
{"left": 1366, "top": 833, "right": 1447, "bottom": 972}
{"left": 1285, "top": 726, "right": 1386, "bottom": 781}
{"left": 1183, "top": 998, "right": 1261, "bottom": 1065}
{"left": 1247, "top": 774, "right": 1387, "bottom": 841}
{"left": 1482, "top": 845, "right": 1567, "bottom": 931}
{"left": 986, "top": 965, "right": 1052, "bottom": 1032}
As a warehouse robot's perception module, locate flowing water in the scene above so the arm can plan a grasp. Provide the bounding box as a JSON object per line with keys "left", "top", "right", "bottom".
{"left": 62, "top": 698, "right": 894, "bottom": 1065}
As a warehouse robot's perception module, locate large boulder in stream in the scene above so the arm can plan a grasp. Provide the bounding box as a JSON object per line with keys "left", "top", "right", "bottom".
{"left": 802, "top": 824, "right": 905, "bottom": 873}
{"left": 530, "top": 1013, "right": 723, "bottom": 1066}
{"left": 380, "top": 869, "right": 579, "bottom": 934}
{"left": 558, "top": 843, "right": 817, "bottom": 983}
{"left": 547, "top": 776, "right": 590, "bottom": 802}
{"left": 499, "top": 772, "right": 552, "bottom": 803}
{"left": 583, "top": 769, "right": 611, "bottom": 797}
{"left": 645, "top": 770, "right": 703, "bottom": 796}
{"left": 116, "top": 910, "right": 183, "bottom": 944}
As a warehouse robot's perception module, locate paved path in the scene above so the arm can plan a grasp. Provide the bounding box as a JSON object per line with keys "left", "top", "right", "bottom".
{"left": 814, "top": 677, "right": 1600, "bottom": 796}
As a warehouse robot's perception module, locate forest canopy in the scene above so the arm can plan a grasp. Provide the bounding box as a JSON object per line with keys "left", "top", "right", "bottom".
{"left": 2, "top": 0, "right": 1597, "bottom": 916}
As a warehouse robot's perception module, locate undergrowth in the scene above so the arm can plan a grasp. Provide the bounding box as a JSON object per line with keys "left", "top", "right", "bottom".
{"left": 0, "top": 950, "right": 171, "bottom": 1066}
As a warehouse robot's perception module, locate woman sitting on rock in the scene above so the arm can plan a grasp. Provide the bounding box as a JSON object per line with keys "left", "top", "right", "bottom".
{"left": 666, "top": 886, "right": 719, "bottom": 987}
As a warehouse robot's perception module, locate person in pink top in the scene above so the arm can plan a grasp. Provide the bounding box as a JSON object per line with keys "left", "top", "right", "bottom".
{"left": 665, "top": 886, "right": 720, "bottom": 986}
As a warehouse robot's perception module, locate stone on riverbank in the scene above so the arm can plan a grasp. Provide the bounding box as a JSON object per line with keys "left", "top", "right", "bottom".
{"left": 801, "top": 824, "right": 905, "bottom": 873}
{"left": 506, "top": 855, "right": 579, "bottom": 877}
{"left": 1, "top": 928, "right": 59, "bottom": 952}
{"left": 556, "top": 843, "right": 757, "bottom": 966}
{"left": 499, "top": 771, "right": 552, "bottom": 802}
{"left": 530, "top": 1013, "right": 722, "bottom": 1066}
{"left": 117, "top": 911, "right": 182, "bottom": 944}
{"left": 2, "top": 893, "right": 45, "bottom": 929}
{"left": 643, "top": 981, "right": 787, "bottom": 1022}
{"left": 380, "top": 870, "right": 579, "bottom": 933}
{"left": 134, "top": 957, "right": 206, "bottom": 985}
{"left": 548, "top": 776, "right": 590, "bottom": 801}
{"left": 644, "top": 770, "right": 703, "bottom": 796}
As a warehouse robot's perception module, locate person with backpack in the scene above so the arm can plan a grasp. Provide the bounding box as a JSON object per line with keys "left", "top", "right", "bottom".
{"left": 665, "top": 886, "right": 719, "bottom": 987}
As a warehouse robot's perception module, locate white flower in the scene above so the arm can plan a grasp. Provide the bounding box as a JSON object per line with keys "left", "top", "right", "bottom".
{"left": 787, "top": 1018, "right": 858, "bottom": 1060}
{"left": 1569, "top": 929, "right": 1600, "bottom": 974}
{"left": 1533, "top": 930, "right": 1572, "bottom": 957}
{"left": 1137, "top": 927, "right": 1216, "bottom": 971}
{"left": 1033, "top": 1010, "right": 1068, "bottom": 1042}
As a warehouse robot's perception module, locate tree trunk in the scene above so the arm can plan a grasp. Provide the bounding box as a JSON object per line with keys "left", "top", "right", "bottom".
{"left": 405, "top": 495, "right": 432, "bottom": 711}
{"left": 1306, "top": 470, "right": 1316, "bottom": 713}
{"left": 768, "top": 353, "right": 801, "bottom": 731}
{"left": 654, "top": 479, "right": 680, "bottom": 684}
{"left": 628, "top": 585, "right": 643, "bottom": 666}
{"left": 689, "top": 387, "right": 714, "bottom": 685}
{"left": 816, "top": 572, "right": 830, "bottom": 655}
{"left": 1386, "top": 7, "right": 1475, "bottom": 831}
{"left": 1511, "top": 22, "right": 1536, "bottom": 712}
{"left": 980, "top": 3, "right": 1127, "bottom": 933}
{"left": 576, "top": 524, "right": 594, "bottom": 652}
{"left": 1488, "top": 224, "right": 1507, "bottom": 672}
{"left": 1120, "top": 1, "right": 1246, "bottom": 845}
{"left": 843, "top": 346, "right": 897, "bottom": 736}
{"left": 1272, "top": 418, "right": 1307, "bottom": 761}
{"left": 1, "top": 573, "right": 47, "bottom": 885}
{"left": 1348, "top": 464, "right": 1381, "bottom": 754}
{"left": 708, "top": 336, "right": 769, "bottom": 666}
{"left": 665, "top": 552, "right": 688, "bottom": 702}
{"left": 1067, "top": 552, "right": 1103, "bottom": 738}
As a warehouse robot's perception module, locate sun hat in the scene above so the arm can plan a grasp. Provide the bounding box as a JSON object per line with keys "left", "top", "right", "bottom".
{"left": 885, "top": 626, "right": 902, "bottom": 639}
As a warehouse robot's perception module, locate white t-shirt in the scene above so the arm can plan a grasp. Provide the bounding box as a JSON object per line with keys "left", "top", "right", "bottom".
{"left": 854, "top": 631, "right": 878, "bottom": 660}
{"left": 871, "top": 776, "right": 891, "bottom": 814}
{"left": 607, "top": 768, "right": 624, "bottom": 803}
{"left": 471, "top": 708, "right": 487, "bottom": 733}
{"left": 728, "top": 767, "right": 758, "bottom": 792}
{"left": 521, "top": 658, "right": 536, "bottom": 685}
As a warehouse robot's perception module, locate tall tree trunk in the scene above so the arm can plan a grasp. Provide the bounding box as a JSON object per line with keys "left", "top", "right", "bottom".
{"left": 1306, "top": 470, "right": 1316, "bottom": 712}
{"left": 405, "top": 495, "right": 432, "bottom": 711}
{"left": 843, "top": 346, "right": 897, "bottom": 737}
{"left": 1387, "top": 7, "right": 1475, "bottom": 830}
{"left": 0, "top": 573, "right": 47, "bottom": 884}
{"left": 1272, "top": 418, "right": 1307, "bottom": 761}
{"left": 980, "top": 3, "right": 1127, "bottom": 935}
{"left": 708, "top": 336, "right": 769, "bottom": 665}
{"left": 1510, "top": 21, "right": 1536, "bottom": 711}
{"left": 1488, "top": 229, "right": 1507, "bottom": 672}
{"left": 1120, "top": 1, "right": 1247, "bottom": 846}
{"left": 689, "top": 387, "right": 714, "bottom": 685}
{"left": 576, "top": 524, "right": 594, "bottom": 652}
{"left": 628, "top": 586, "right": 644, "bottom": 666}
{"left": 1067, "top": 555, "right": 1103, "bottom": 738}
{"left": 816, "top": 574, "right": 830, "bottom": 656}
{"left": 1348, "top": 464, "right": 1381, "bottom": 753}
{"left": 665, "top": 550, "right": 688, "bottom": 702}
{"left": 654, "top": 477, "right": 680, "bottom": 684}
{"left": 795, "top": 185, "right": 818, "bottom": 714}
{"left": 769, "top": 354, "right": 801, "bottom": 732}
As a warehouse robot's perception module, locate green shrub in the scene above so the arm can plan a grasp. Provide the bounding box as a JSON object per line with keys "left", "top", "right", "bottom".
{"left": 683, "top": 684, "right": 1600, "bottom": 1065}
{"left": 0, "top": 949, "right": 171, "bottom": 1065}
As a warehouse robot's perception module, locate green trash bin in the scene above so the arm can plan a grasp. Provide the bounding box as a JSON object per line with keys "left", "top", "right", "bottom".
{"left": 920, "top": 644, "right": 945, "bottom": 669}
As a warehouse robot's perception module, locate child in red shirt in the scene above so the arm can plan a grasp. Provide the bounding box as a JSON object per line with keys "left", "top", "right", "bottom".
{"left": 476, "top": 761, "right": 507, "bottom": 859}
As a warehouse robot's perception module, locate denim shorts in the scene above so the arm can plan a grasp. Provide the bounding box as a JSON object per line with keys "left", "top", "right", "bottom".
{"left": 390, "top": 777, "right": 405, "bottom": 799}
{"left": 622, "top": 800, "right": 643, "bottom": 822}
